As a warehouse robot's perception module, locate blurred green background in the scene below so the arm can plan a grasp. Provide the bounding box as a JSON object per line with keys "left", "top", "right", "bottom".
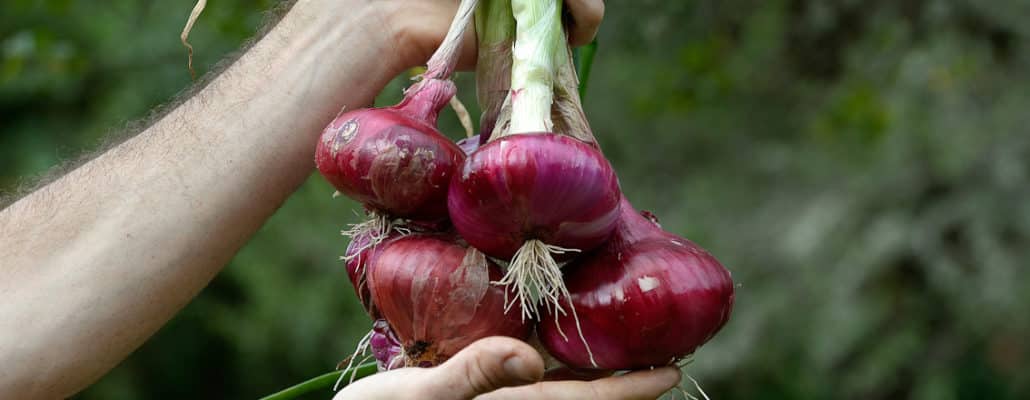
{"left": 3, "top": 0, "right": 1030, "bottom": 399}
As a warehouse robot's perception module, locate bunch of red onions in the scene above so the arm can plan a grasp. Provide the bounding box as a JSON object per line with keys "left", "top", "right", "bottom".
{"left": 317, "top": 0, "right": 735, "bottom": 379}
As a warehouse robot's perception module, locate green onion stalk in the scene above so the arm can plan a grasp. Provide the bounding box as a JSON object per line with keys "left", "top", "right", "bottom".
{"left": 488, "top": 0, "right": 596, "bottom": 145}
{"left": 476, "top": 0, "right": 516, "bottom": 138}
{"left": 503, "top": 0, "right": 565, "bottom": 136}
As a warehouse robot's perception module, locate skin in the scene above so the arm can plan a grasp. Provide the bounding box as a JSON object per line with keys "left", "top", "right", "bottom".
{"left": 0, "top": 0, "right": 678, "bottom": 399}
{"left": 336, "top": 337, "right": 682, "bottom": 400}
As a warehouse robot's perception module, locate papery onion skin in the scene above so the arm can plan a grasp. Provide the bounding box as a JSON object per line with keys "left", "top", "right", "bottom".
{"left": 344, "top": 231, "right": 398, "bottom": 318}
{"left": 539, "top": 199, "right": 735, "bottom": 370}
{"left": 370, "top": 319, "right": 405, "bottom": 371}
{"left": 315, "top": 79, "right": 465, "bottom": 221}
{"left": 456, "top": 134, "right": 481, "bottom": 155}
{"left": 447, "top": 133, "right": 621, "bottom": 259}
{"left": 366, "top": 234, "right": 531, "bottom": 365}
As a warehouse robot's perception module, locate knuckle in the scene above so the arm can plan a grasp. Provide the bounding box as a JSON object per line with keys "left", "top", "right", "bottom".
{"left": 467, "top": 355, "right": 506, "bottom": 394}
{"left": 574, "top": 0, "right": 604, "bottom": 27}
{"left": 587, "top": 2, "right": 605, "bottom": 26}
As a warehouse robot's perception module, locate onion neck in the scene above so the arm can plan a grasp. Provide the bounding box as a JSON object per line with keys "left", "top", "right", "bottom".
{"left": 615, "top": 197, "right": 666, "bottom": 244}
{"left": 476, "top": 0, "right": 515, "bottom": 55}
{"left": 399, "top": 0, "right": 475, "bottom": 122}
{"left": 551, "top": 40, "right": 597, "bottom": 145}
{"left": 393, "top": 78, "right": 457, "bottom": 123}
{"left": 422, "top": 0, "right": 479, "bottom": 81}
{"left": 506, "top": 0, "right": 563, "bottom": 135}
{"left": 475, "top": 0, "right": 515, "bottom": 138}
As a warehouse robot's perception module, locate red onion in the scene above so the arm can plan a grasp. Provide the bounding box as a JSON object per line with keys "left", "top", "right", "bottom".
{"left": 344, "top": 230, "right": 398, "bottom": 318}
{"left": 450, "top": 134, "right": 619, "bottom": 258}
{"left": 315, "top": 0, "right": 478, "bottom": 247}
{"left": 447, "top": 0, "right": 622, "bottom": 323}
{"left": 335, "top": 319, "right": 402, "bottom": 390}
{"left": 315, "top": 78, "right": 465, "bottom": 222}
{"left": 366, "top": 234, "right": 531, "bottom": 366}
{"left": 369, "top": 319, "right": 405, "bottom": 371}
{"left": 538, "top": 198, "right": 735, "bottom": 370}
{"left": 448, "top": 133, "right": 620, "bottom": 318}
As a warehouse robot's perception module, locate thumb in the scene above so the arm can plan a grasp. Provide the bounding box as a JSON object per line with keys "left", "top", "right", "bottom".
{"left": 425, "top": 336, "right": 545, "bottom": 399}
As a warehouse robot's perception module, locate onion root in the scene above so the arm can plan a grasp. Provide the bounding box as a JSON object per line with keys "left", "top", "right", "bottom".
{"left": 334, "top": 329, "right": 375, "bottom": 391}
{"left": 494, "top": 239, "right": 598, "bottom": 367}
{"left": 340, "top": 212, "right": 410, "bottom": 260}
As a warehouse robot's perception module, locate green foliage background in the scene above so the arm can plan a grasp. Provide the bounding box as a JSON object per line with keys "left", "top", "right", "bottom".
{"left": 3, "top": 0, "right": 1030, "bottom": 399}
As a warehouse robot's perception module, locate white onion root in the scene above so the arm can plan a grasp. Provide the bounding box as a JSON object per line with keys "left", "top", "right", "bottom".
{"left": 333, "top": 329, "right": 374, "bottom": 391}
{"left": 340, "top": 212, "right": 411, "bottom": 261}
{"left": 494, "top": 239, "right": 597, "bottom": 367}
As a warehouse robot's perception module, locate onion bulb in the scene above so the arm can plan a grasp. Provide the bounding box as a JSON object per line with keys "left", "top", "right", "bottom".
{"left": 315, "top": 0, "right": 479, "bottom": 247}
{"left": 315, "top": 78, "right": 465, "bottom": 223}
{"left": 538, "top": 198, "right": 735, "bottom": 370}
{"left": 369, "top": 319, "right": 405, "bottom": 371}
{"left": 366, "top": 234, "right": 531, "bottom": 366}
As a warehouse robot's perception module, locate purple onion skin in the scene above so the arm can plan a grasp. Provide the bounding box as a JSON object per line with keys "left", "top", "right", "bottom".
{"left": 344, "top": 231, "right": 393, "bottom": 319}
{"left": 448, "top": 133, "right": 622, "bottom": 259}
{"left": 315, "top": 79, "right": 466, "bottom": 221}
{"left": 456, "top": 134, "right": 481, "bottom": 155}
{"left": 366, "top": 234, "right": 531, "bottom": 365}
{"left": 539, "top": 198, "right": 735, "bottom": 370}
{"left": 370, "top": 319, "right": 405, "bottom": 371}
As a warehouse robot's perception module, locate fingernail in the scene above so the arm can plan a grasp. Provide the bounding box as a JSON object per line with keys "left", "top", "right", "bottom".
{"left": 503, "top": 355, "right": 538, "bottom": 384}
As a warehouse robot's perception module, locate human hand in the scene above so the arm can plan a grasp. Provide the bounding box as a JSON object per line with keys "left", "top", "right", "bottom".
{"left": 288, "top": 0, "right": 604, "bottom": 74}
{"left": 333, "top": 337, "right": 681, "bottom": 400}
{"left": 385, "top": 0, "right": 604, "bottom": 70}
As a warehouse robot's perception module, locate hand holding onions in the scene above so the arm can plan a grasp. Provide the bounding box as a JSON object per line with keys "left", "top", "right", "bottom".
{"left": 317, "top": 0, "right": 735, "bottom": 396}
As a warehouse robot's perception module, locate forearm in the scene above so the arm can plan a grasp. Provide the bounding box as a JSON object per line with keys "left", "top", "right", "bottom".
{"left": 0, "top": 3, "right": 403, "bottom": 397}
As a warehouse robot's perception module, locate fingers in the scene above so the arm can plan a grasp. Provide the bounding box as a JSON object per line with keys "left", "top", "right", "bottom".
{"left": 478, "top": 366, "right": 681, "bottom": 400}
{"left": 440, "top": 0, "right": 606, "bottom": 71}
{"left": 543, "top": 367, "right": 614, "bottom": 381}
{"left": 425, "top": 336, "right": 545, "bottom": 398}
{"left": 332, "top": 337, "right": 678, "bottom": 400}
{"left": 333, "top": 337, "right": 544, "bottom": 400}
{"left": 333, "top": 367, "right": 428, "bottom": 400}
{"left": 565, "top": 0, "right": 605, "bottom": 46}
{"left": 587, "top": 368, "right": 682, "bottom": 400}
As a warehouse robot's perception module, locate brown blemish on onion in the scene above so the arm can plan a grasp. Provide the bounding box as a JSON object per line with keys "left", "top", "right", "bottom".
{"left": 403, "top": 341, "right": 441, "bottom": 367}
{"left": 330, "top": 119, "right": 359, "bottom": 157}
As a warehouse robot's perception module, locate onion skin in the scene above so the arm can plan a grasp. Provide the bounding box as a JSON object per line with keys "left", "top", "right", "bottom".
{"left": 343, "top": 231, "right": 372, "bottom": 313}
{"left": 447, "top": 133, "right": 621, "bottom": 259}
{"left": 315, "top": 79, "right": 465, "bottom": 221}
{"left": 370, "top": 319, "right": 405, "bottom": 371}
{"left": 456, "top": 134, "right": 481, "bottom": 155}
{"left": 366, "top": 234, "right": 531, "bottom": 366}
{"left": 344, "top": 231, "right": 396, "bottom": 318}
{"left": 539, "top": 198, "right": 735, "bottom": 370}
